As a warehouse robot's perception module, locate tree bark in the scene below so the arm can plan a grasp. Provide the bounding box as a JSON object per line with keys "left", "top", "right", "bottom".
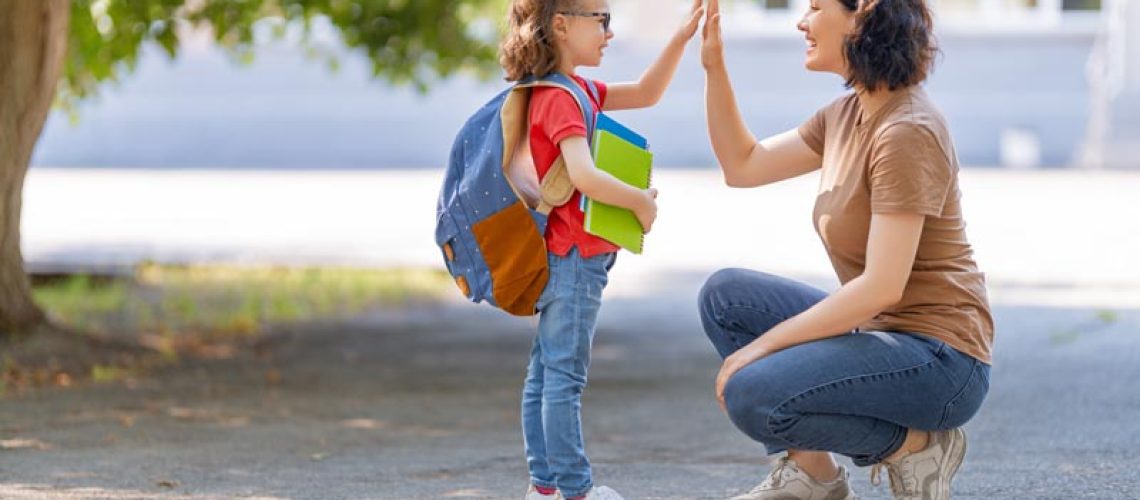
{"left": 0, "top": 0, "right": 70, "bottom": 336}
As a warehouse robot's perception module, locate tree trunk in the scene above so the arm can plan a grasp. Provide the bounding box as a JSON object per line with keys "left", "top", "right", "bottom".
{"left": 0, "top": 0, "right": 70, "bottom": 336}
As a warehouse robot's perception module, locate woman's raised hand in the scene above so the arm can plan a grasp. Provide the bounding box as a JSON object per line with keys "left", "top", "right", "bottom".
{"left": 700, "top": 0, "right": 724, "bottom": 71}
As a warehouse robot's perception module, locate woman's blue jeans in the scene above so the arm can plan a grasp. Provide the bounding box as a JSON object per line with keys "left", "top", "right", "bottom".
{"left": 522, "top": 248, "right": 616, "bottom": 498}
{"left": 698, "top": 268, "right": 990, "bottom": 467}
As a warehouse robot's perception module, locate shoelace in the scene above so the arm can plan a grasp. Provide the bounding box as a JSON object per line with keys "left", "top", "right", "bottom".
{"left": 870, "top": 461, "right": 916, "bottom": 498}
{"left": 751, "top": 456, "right": 794, "bottom": 492}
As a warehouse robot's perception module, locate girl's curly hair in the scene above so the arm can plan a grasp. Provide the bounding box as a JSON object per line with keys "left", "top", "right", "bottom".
{"left": 499, "top": 0, "right": 581, "bottom": 81}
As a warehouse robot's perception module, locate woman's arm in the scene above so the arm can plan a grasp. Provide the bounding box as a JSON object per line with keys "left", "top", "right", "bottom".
{"left": 701, "top": 0, "right": 821, "bottom": 188}
{"left": 559, "top": 136, "right": 658, "bottom": 233}
{"left": 714, "top": 212, "right": 926, "bottom": 409}
{"left": 603, "top": 0, "right": 704, "bottom": 111}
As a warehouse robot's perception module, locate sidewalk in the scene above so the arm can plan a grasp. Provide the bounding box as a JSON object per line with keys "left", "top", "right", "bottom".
{"left": 1, "top": 282, "right": 1137, "bottom": 499}
{"left": 23, "top": 167, "right": 1140, "bottom": 308}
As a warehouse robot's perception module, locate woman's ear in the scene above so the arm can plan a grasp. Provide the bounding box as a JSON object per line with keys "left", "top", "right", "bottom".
{"left": 845, "top": 8, "right": 858, "bottom": 33}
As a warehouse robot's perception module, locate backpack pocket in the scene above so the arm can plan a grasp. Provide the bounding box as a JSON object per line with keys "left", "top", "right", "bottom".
{"left": 435, "top": 211, "right": 476, "bottom": 299}
{"left": 471, "top": 200, "right": 549, "bottom": 316}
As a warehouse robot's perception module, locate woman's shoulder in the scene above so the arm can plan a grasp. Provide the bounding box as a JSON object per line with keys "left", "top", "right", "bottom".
{"left": 875, "top": 88, "right": 953, "bottom": 148}
{"left": 881, "top": 87, "right": 948, "bottom": 134}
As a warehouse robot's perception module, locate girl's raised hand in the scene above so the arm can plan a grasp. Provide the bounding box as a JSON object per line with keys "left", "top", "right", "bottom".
{"left": 701, "top": 0, "right": 724, "bottom": 70}
{"left": 675, "top": 0, "right": 706, "bottom": 42}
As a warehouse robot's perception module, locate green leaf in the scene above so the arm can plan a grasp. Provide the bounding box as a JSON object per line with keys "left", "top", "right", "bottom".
{"left": 60, "top": 0, "right": 507, "bottom": 113}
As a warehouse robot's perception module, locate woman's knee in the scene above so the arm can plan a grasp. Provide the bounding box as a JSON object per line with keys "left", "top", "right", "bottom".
{"left": 723, "top": 366, "right": 788, "bottom": 442}
{"left": 700, "top": 269, "right": 742, "bottom": 315}
{"left": 700, "top": 267, "right": 791, "bottom": 310}
{"left": 699, "top": 268, "right": 772, "bottom": 322}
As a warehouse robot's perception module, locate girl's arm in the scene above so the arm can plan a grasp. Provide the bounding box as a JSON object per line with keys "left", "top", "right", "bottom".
{"left": 714, "top": 212, "right": 927, "bottom": 409}
{"left": 603, "top": 0, "right": 704, "bottom": 111}
{"left": 559, "top": 136, "right": 658, "bottom": 232}
{"left": 702, "top": 0, "right": 821, "bottom": 188}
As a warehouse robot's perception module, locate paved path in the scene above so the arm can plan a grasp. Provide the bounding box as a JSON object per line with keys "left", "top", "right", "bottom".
{"left": 1, "top": 284, "right": 1138, "bottom": 499}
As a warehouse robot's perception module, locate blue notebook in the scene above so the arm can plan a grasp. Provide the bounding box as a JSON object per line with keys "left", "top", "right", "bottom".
{"left": 581, "top": 113, "right": 649, "bottom": 210}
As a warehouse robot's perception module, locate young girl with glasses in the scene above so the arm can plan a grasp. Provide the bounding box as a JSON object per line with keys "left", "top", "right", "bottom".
{"left": 499, "top": 0, "right": 704, "bottom": 499}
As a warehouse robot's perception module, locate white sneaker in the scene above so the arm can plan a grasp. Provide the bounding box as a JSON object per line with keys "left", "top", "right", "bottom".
{"left": 525, "top": 484, "right": 562, "bottom": 500}
{"left": 581, "top": 485, "right": 626, "bottom": 500}
{"left": 730, "top": 456, "right": 856, "bottom": 500}
{"left": 870, "top": 428, "right": 967, "bottom": 500}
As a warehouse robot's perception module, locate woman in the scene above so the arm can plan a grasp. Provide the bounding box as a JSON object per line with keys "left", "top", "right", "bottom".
{"left": 697, "top": 0, "right": 993, "bottom": 499}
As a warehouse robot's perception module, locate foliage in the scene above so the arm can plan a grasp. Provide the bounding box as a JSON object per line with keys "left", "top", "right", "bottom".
{"left": 61, "top": 0, "right": 507, "bottom": 109}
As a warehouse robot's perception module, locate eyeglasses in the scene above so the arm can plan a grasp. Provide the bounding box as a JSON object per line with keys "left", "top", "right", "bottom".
{"left": 558, "top": 11, "right": 612, "bottom": 32}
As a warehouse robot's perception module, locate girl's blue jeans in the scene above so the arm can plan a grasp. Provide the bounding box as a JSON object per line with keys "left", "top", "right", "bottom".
{"left": 699, "top": 268, "right": 990, "bottom": 467}
{"left": 522, "top": 248, "right": 616, "bottom": 498}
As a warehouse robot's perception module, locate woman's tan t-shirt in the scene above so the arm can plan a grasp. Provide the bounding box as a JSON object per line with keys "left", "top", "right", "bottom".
{"left": 798, "top": 87, "right": 993, "bottom": 364}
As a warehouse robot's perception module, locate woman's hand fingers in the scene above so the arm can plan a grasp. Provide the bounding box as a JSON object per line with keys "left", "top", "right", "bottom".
{"left": 701, "top": 13, "right": 724, "bottom": 70}
{"left": 709, "top": 13, "right": 722, "bottom": 41}
{"left": 715, "top": 354, "right": 740, "bottom": 412}
{"left": 716, "top": 347, "right": 767, "bottom": 413}
{"left": 715, "top": 364, "right": 729, "bottom": 412}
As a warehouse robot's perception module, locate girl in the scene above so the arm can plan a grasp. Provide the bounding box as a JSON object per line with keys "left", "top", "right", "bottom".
{"left": 698, "top": 0, "right": 992, "bottom": 499}
{"left": 499, "top": 0, "right": 704, "bottom": 499}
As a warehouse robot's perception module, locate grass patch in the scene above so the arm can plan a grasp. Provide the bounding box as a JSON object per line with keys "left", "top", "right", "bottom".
{"left": 1048, "top": 309, "right": 1122, "bottom": 346}
{"left": 33, "top": 264, "right": 453, "bottom": 340}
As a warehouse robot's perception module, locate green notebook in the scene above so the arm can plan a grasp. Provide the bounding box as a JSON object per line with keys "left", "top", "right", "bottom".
{"left": 584, "top": 129, "right": 653, "bottom": 254}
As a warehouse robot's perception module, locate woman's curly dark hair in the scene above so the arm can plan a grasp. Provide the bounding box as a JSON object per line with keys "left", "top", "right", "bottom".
{"left": 840, "top": 0, "right": 939, "bottom": 92}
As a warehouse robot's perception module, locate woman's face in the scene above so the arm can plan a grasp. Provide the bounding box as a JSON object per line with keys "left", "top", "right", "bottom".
{"left": 797, "top": 0, "right": 857, "bottom": 75}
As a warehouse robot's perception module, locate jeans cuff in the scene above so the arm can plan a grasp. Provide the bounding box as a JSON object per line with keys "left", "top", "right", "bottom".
{"left": 531, "top": 479, "right": 557, "bottom": 489}
{"left": 561, "top": 482, "right": 593, "bottom": 499}
{"left": 853, "top": 425, "right": 908, "bottom": 467}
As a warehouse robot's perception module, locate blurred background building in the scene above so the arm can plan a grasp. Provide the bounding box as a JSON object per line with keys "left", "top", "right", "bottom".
{"left": 29, "top": 0, "right": 1135, "bottom": 170}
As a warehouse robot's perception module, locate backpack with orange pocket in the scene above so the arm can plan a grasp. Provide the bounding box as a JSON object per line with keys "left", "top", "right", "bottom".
{"left": 435, "top": 73, "right": 599, "bottom": 315}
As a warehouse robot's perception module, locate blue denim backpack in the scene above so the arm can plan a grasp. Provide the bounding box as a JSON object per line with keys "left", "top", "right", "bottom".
{"left": 435, "top": 73, "right": 599, "bottom": 316}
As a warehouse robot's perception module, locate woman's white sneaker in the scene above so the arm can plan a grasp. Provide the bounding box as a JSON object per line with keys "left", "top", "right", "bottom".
{"left": 730, "top": 456, "right": 856, "bottom": 500}
{"left": 870, "top": 428, "right": 967, "bottom": 500}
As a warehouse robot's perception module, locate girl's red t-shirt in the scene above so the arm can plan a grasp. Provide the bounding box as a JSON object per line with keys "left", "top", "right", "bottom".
{"left": 527, "top": 75, "right": 620, "bottom": 258}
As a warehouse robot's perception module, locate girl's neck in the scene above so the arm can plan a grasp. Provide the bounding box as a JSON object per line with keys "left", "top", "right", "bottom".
{"left": 557, "top": 57, "right": 576, "bottom": 77}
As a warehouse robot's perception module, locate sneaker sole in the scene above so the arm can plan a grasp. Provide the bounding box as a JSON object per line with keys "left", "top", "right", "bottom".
{"left": 938, "top": 428, "right": 967, "bottom": 500}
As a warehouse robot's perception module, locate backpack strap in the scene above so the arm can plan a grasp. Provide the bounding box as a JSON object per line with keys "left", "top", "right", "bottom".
{"left": 582, "top": 78, "right": 601, "bottom": 105}
{"left": 515, "top": 73, "right": 598, "bottom": 215}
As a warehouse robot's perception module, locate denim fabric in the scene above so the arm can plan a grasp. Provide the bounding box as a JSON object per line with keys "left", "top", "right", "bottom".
{"left": 522, "top": 248, "right": 616, "bottom": 497}
{"left": 699, "top": 268, "right": 990, "bottom": 467}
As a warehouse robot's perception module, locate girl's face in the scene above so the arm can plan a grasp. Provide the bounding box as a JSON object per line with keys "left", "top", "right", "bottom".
{"left": 796, "top": 0, "right": 856, "bottom": 76}
{"left": 554, "top": 0, "right": 614, "bottom": 70}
